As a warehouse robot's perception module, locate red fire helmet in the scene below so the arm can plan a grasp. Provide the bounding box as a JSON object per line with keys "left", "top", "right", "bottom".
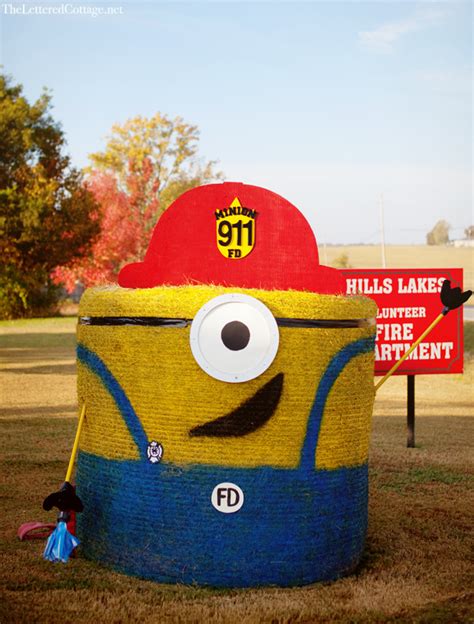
{"left": 118, "top": 182, "right": 345, "bottom": 295}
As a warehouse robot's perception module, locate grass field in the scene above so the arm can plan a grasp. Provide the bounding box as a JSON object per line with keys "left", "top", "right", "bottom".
{"left": 1, "top": 318, "right": 473, "bottom": 623}
{"left": 323, "top": 245, "right": 473, "bottom": 289}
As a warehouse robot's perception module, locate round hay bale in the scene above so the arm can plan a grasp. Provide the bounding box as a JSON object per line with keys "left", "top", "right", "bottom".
{"left": 76, "top": 284, "right": 376, "bottom": 587}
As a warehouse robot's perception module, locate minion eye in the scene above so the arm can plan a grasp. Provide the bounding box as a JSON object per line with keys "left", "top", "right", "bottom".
{"left": 190, "top": 294, "right": 279, "bottom": 383}
{"left": 221, "top": 321, "right": 250, "bottom": 351}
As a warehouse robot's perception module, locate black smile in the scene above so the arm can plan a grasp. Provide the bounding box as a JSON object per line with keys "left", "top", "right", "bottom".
{"left": 189, "top": 373, "right": 284, "bottom": 438}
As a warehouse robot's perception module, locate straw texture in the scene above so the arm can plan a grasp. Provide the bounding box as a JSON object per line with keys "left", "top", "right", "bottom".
{"left": 76, "top": 285, "right": 377, "bottom": 586}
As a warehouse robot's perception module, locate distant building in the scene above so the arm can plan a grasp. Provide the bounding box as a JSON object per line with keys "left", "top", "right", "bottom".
{"left": 452, "top": 239, "right": 474, "bottom": 248}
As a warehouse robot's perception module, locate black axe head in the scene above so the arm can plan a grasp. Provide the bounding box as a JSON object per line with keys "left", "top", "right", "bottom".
{"left": 440, "top": 279, "right": 472, "bottom": 312}
{"left": 43, "top": 481, "right": 83, "bottom": 513}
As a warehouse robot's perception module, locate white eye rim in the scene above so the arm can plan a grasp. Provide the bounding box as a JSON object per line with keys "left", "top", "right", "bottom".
{"left": 189, "top": 293, "right": 280, "bottom": 383}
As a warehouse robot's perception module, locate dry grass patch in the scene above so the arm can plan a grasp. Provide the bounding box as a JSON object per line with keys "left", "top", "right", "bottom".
{"left": 323, "top": 245, "right": 473, "bottom": 288}
{"left": 0, "top": 318, "right": 473, "bottom": 623}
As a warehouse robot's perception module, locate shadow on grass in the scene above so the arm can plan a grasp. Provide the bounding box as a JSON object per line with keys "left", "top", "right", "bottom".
{"left": 0, "top": 405, "right": 77, "bottom": 418}
{"left": 375, "top": 399, "right": 474, "bottom": 411}
{"left": 2, "top": 363, "right": 77, "bottom": 375}
{"left": 0, "top": 332, "right": 76, "bottom": 349}
{"left": 373, "top": 466, "right": 472, "bottom": 492}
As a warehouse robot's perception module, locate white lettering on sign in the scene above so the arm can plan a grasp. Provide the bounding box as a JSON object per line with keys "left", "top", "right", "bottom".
{"left": 211, "top": 482, "right": 244, "bottom": 513}
{"left": 346, "top": 277, "right": 446, "bottom": 296}
{"left": 377, "top": 307, "right": 427, "bottom": 320}
{"left": 376, "top": 323, "right": 414, "bottom": 341}
{"left": 398, "top": 277, "right": 445, "bottom": 294}
{"left": 346, "top": 277, "right": 393, "bottom": 295}
{"left": 374, "top": 341, "right": 454, "bottom": 361}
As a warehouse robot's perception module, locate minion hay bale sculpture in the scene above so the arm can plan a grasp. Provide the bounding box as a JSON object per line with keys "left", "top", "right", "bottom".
{"left": 76, "top": 182, "right": 377, "bottom": 587}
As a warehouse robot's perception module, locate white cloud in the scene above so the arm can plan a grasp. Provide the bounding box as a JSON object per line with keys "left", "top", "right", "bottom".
{"left": 358, "top": 9, "right": 448, "bottom": 53}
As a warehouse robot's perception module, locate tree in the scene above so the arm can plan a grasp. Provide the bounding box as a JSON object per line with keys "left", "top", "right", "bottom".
{"left": 51, "top": 171, "right": 153, "bottom": 290}
{"left": 54, "top": 113, "right": 222, "bottom": 289}
{"left": 332, "top": 253, "right": 352, "bottom": 269}
{"left": 0, "top": 74, "right": 100, "bottom": 318}
{"left": 426, "top": 220, "right": 450, "bottom": 246}
{"left": 465, "top": 225, "right": 474, "bottom": 240}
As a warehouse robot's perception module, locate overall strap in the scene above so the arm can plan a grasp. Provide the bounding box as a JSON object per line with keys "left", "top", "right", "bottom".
{"left": 299, "top": 336, "right": 375, "bottom": 473}
{"left": 77, "top": 344, "right": 149, "bottom": 461}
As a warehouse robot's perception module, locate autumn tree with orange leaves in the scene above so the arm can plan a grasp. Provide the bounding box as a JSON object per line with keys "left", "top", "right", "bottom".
{"left": 53, "top": 114, "right": 222, "bottom": 290}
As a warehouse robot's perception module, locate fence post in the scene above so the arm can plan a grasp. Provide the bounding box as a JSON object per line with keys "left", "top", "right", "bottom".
{"left": 407, "top": 375, "right": 415, "bottom": 448}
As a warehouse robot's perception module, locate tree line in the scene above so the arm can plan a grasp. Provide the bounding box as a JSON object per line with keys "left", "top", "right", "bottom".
{"left": 0, "top": 73, "right": 221, "bottom": 319}
{"left": 426, "top": 221, "right": 473, "bottom": 246}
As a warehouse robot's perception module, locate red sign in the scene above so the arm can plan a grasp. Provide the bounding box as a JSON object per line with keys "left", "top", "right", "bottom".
{"left": 341, "top": 268, "right": 464, "bottom": 376}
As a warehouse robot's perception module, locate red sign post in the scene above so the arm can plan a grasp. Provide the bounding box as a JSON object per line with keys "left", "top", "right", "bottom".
{"left": 341, "top": 268, "right": 465, "bottom": 447}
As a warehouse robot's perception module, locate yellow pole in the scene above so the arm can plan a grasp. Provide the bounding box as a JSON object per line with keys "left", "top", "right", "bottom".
{"left": 375, "top": 313, "right": 445, "bottom": 392}
{"left": 65, "top": 403, "right": 86, "bottom": 483}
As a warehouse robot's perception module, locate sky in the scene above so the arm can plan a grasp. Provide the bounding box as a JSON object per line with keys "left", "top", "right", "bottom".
{"left": 1, "top": 0, "right": 472, "bottom": 245}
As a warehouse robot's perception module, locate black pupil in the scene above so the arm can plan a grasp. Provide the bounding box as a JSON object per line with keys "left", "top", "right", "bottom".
{"left": 221, "top": 321, "right": 250, "bottom": 351}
